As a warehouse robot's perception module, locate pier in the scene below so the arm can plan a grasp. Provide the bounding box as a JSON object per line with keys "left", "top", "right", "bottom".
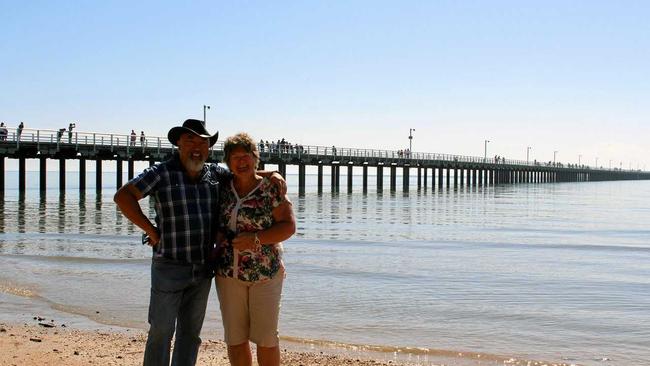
{"left": 1, "top": 127, "right": 649, "bottom": 195}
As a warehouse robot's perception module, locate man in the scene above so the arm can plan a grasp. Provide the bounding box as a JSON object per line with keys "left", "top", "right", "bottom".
{"left": 114, "top": 119, "right": 284, "bottom": 366}
{"left": 130, "top": 129, "right": 137, "bottom": 146}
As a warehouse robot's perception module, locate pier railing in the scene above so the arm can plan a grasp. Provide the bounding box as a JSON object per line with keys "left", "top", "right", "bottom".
{"left": 1, "top": 127, "right": 641, "bottom": 172}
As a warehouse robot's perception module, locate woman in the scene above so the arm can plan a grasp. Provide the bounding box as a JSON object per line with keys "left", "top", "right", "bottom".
{"left": 215, "top": 132, "right": 296, "bottom": 366}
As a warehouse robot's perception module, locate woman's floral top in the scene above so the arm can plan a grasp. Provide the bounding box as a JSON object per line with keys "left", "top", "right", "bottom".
{"left": 215, "top": 177, "right": 289, "bottom": 282}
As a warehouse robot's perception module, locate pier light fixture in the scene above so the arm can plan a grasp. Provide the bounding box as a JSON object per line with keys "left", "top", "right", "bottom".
{"left": 553, "top": 151, "right": 558, "bottom": 165}
{"left": 527, "top": 146, "right": 531, "bottom": 164}
{"left": 484, "top": 140, "right": 490, "bottom": 162}
{"left": 409, "top": 128, "right": 415, "bottom": 152}
{"left": 203, "top": 105, "right": 210, "bottom": 124}
{"left": 578, "top": 154, "right": 582, "bottom": 166}
{"left": 595, "top": 157, "right": 598, "bottom": 168}
{"left": 609, "top": 160, "right": 612, "bottom": 169}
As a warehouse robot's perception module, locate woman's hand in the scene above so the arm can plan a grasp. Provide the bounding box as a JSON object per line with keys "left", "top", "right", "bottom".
{"left": 232, "top": 232, "right": 260, "bottom": 251}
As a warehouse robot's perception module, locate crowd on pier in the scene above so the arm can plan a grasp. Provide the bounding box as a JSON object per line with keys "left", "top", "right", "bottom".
{"left": 258, "top": 138, "right": 306, "bottom": 155}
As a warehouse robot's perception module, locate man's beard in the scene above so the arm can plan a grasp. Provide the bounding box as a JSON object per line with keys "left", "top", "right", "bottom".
{"left": 183, "top": 156, "right": 206, "bottom": 174}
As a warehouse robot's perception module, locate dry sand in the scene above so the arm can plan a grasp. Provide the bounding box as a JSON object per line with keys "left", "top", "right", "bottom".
{"left": 0, "top": 322, "right": 409, "bottom": 366}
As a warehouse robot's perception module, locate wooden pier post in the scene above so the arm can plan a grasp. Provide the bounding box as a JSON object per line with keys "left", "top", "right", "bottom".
{"left": 59, "top": 158, "right": 66, "bottom": 192}
{"left": 0, "top": 156, "right": 4, "bottom": 194}
{"left": 403, "top": 166, "right": 409, "bottom": 192}
{"left": 116, "top": 158, "right": 123, "bottom": 189}
{"left": 362, "top": 165, "right": 368, "bottom": 193}
{"left": 347, "top": 165, "right": 353, "bottom": 193}
{"left": 128, "top": 159, "right": 134, "bottom": 180}
{"left": 40, "top": 157, "right": 47, "bottom": 191}
{"left": 298, "top": 163, "right": 305, "bottom": 196}
{"left": 390, "top": 165, "right": 397, "bottom": 191}
{"left": 79, "top": 158, "right": 86, "bottom": 191}
{"left": 19, "top": 157, "right": 26, "bottom": 192}
{"left": 454, "top": 168, "right": 458, "bottom": 187}
{"left": 317, "top": 164, "right": 323, "bottom": 193}
{"left": 331, "top": 165, "right": 336, "bottom": 191}
{"left": 279, "top": 162, "right": 286, "bottom": 178}
{"left": 96, "top": 159, "right": 103, "bottom": 191}
{"left": 460, "top": 168, "right": 464, "bottom": 186}
{"left": 417, "top": 167, "right": 421, "bottom": 189}
{"left": 438, "top": 167, "right": 443, "bottom": 188}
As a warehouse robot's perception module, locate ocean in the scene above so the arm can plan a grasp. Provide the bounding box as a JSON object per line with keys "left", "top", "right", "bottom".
{"left": 1, "top": 170, "right": 649, "bottom": 365}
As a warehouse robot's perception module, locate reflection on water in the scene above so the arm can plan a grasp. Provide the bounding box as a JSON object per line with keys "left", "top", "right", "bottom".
{"left": 0, "top": 191, "right": 155, "bottom": 241}
{"left": 2, "top": 181, "right": 650, "bottom": 251}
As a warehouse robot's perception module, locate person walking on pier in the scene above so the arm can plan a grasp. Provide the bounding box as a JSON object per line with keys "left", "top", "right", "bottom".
{"left": 68, "top": 123, "right": 75, "bottom": 143}
{"left": 0, "top": 123, "right": 7, "bottom": 141}
{"left": 130, "top": 129, "right": 136, "bottom": 146}
{"left": 140, "top": 131, "right": 146, "bottom": 147}
{"left": 114, "top": 119, "right": 286, "bottom": 366}
{"left": 17, "top": 122, "right": 24, "bottom": 139}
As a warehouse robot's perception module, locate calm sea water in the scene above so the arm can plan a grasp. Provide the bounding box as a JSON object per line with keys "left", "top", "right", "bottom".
{"left": 1, "top": 171, "right": 649, "bottom": 365}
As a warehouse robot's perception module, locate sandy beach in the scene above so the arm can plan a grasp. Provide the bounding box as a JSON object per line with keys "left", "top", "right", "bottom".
{"left": 0, "top": 316, "right": 420, "bottom": 366}
{"left": 0, "top": 321, "right": 409, "bottom": 366}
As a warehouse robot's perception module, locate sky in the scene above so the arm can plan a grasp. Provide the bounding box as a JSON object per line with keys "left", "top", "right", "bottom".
{"left": 2, "top": 0, "right": 649, "bottom": 170}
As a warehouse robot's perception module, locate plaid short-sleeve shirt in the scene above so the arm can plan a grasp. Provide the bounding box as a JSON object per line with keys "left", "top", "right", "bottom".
{"left": 130, "top": 155, "right": 231, "bottom": 264}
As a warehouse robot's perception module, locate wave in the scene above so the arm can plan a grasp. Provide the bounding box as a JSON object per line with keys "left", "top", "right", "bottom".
{"left": 279, "top": 335, "right": 574, "bottom": 366}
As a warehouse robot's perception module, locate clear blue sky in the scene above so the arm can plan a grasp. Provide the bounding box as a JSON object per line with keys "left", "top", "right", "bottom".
{"left": 2, "top": 1, "right": 649, "bottom": 170}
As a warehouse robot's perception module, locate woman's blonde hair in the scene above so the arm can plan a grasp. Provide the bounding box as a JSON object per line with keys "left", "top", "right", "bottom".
{"left": 223, "top": 132, "right": 260, "bottom": 169}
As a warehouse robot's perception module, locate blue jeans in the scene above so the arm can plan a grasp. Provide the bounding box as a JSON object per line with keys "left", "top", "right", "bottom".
{"left": 143, "top": 257, "right": 213, "bottom": 366}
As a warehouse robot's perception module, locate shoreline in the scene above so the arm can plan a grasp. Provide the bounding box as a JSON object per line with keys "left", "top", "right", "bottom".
{"left": 0, "top": 291, "right": 579, "bottom": 366}
{"left": 0, "top": 291, "right": 420, "bottom": 366}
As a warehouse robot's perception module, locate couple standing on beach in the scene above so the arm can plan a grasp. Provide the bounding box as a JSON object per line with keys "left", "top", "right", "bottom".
{"left": 114, "top": 119, "right": 296, "bottom": 366}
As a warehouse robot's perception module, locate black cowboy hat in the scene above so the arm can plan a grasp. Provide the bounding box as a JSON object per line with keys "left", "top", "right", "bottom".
{"left": 167, "top": 119, "right": 219, "bottom": 147}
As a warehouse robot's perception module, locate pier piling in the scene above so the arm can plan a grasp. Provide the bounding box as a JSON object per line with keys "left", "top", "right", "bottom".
{"left": 59, "top": 159, "right": 66, "bottom": 192}
{"left": 116, "top": 158, "right": 123, "bottom": 189}
{"left": 19, "top": 157, "right": 26, "bottom": 192}
{"left": 79, "top": 158, "right": 86, "bottom": 191}
{"left": 40, "top": 158, "right": 47, "bottom": 191}
{"left": 96, "top": 159, "right": 102, "bottom": 192}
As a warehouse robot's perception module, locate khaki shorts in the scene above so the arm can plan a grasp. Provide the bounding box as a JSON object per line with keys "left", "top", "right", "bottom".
{"left": 215, "top": 270, "right": 285, "bottom": 347}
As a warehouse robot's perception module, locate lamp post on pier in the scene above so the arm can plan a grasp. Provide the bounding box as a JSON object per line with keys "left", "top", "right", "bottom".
{"left": 527, "top": 146, "right": 531, "bottom": 164}
{"left": 554, "top": 151, "right": 558, "bottom": 166}
{"left": 484, "top": 139, "right": 490, "bottom": 163}
{"left": 203, "top": 105, "right": 210, "bottom": 124}
{"left": 408, "top": 128, "right": 415, "bottom": 152}
{"left": 595, "top": 157, "right": 598, "bottom": 169}
{"left": 578, "top": 154, "right": 582, "bottom": 166}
